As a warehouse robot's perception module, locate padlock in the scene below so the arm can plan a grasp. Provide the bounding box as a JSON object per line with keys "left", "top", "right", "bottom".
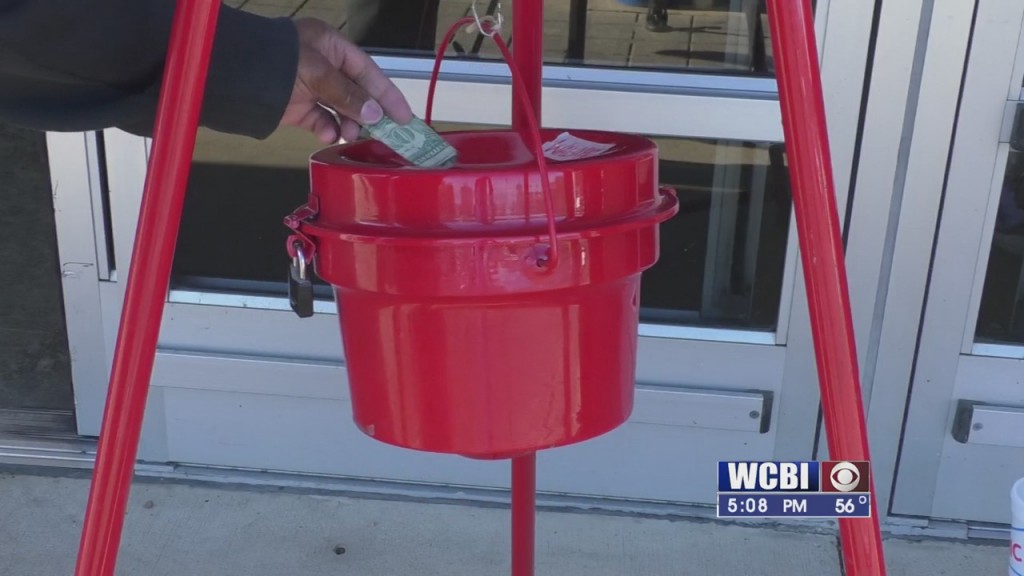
{"left": 289, "top": 242, "right": 314, "bottom": 318}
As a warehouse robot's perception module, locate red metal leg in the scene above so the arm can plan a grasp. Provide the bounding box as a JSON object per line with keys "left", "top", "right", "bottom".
{"left": 510, "top": 4, "right": 542, "bottom": 576}
{"left": 512, "top": 454, "right": 537, "bottom": 576}
{"left": 74, "top": 1, "right": 221, "bottom": 575}
{"left": 764, "top": 1, "right": 887, "bottom": 575}
{"left": 512, "top": 0, "right": 544, "bottom": 130}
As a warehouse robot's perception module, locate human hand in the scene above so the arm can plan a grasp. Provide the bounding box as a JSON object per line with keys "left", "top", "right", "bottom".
{"left": 280, "top": 18, "right": 414, "bottom": 144}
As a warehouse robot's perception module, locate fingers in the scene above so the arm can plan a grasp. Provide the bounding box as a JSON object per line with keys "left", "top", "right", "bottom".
{"left": 316, "top": 103, "right": 360, "bottom": 143}
{"left": 339, "top": 117, "right": 362, "bottom": 143}
{"left": 311, "top": 109, "right": 340, "bottom": 145}
{"left": 286, "top": 17, "right": 415, "bottom": 146}
{"left": 303, "top": 50, "right": 380, "bottom": 124}
{"left": 289, "top": 102, "right": 357, "bottom": 144}
{"left": 318, "top": 28, "right": 415, "bottom": 124}
{"left": 293, "top": 104, "right": 340, "bottom": 144}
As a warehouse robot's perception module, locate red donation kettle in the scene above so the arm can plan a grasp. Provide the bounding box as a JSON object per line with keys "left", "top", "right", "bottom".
{"left": 285, "top": 128, "right": 678, "bottom": 459}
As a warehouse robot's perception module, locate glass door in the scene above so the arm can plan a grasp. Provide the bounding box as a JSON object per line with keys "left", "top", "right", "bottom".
{"left": 73, "top": 0, "right": 877, "bottom": 506}
{"left": 892, "top": 0, "right": 1024, "bottom": 524}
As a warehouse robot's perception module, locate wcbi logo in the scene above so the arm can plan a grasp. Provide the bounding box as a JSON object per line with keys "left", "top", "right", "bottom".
{"left": 717, "top": 461, "right": 870, "bottom": 493}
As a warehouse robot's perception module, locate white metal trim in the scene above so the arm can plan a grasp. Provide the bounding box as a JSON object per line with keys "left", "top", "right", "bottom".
{"left": 102, "top": 128, "right": 148, "bottom": 279}
{"left": 773, "top": 209, "right": 799, "bottom": 347}
{"left": 890, "top": 0, "right": 1024, "bottom": 518}
{"left": 630, "top": 385, "right": 769, "bottom": 433}
{"left": 838, "top": 0, "right": 976, "bottom": 520}
{"left": 46, "top": 131, "right": 112, "bottom": 436}
{"left": 960, "top": 143, "right": 1012, "bottom": 354}
{"left": 845, "top": 0, "right": 933, "bottom": 407}
{"left": 102, "top": 285, "right": 346, "bottom": 362}
{"left": 150, "top": 349, "right": 772, "bottom": 435}
{"left": 637, "top": 324, "right": 776, "bottom": 345}
{"left": 971, "top": 342, "right": 1024, "bottom": 359}
{"left": 375, "top": 55, "right": 781, "bottom": 97}
{"left": 1008, "top": 19, "right": 1024, "bottom": 99}
{"left": 152, "top": 349, "right": 347, "bottom": 400}
{"left": 954, "top": 402, "right": 1024, "bottom": 448}
{"left": 954, "top": 353, "right": 1024, "bottom": 397}
{"left": 168, "top": 289, "right": 337, "bottom": 315}
{"left": 167, "top": 289, "right": 779, "bottom": 346}
{"left": 83, "top": 135, "right": 112, "bottom": 280}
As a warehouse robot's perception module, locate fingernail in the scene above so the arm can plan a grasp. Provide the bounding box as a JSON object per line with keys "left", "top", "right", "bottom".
{"left": 361, "top": 100, "right": 383, "bottom": 124}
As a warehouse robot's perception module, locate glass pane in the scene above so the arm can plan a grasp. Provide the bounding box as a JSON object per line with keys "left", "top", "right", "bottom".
{"left": 976, "top": 148, "right": 1024, "bottom": 344}
{"left": 640, "top": 138, "right": 790, "bottom": 330}
{"left": 172, "top": 127, "right": 792, "bottom": 333}
{"left": 230, "top": 0, "right": 807, "bottom": 76}
{"left": 172, "top": 126, "right": 330, "bottom": 296}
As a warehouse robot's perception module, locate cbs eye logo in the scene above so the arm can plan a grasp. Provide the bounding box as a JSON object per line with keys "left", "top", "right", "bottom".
{"left": 829, "top": 462, "right": 860, "bottom": 492}
{"left": 822, "top": 461, "right": 870, "bottom": 493}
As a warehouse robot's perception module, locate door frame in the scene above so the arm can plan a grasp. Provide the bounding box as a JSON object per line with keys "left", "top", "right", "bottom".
{"left": 820, "top": 0, "right": 981, "bottom": 523}
{"left": 881, "top": 0, "right": 1024, "bottom": 523}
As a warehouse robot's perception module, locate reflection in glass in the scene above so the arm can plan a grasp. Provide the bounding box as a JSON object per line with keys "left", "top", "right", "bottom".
{"left": 639, "top": 138, "right": 790, "bottom": 330}
{"left": 229, "top": 0, "right": 809, "bottom": 76}
{"left": 976, "top": 149, "right": 1024, "bottom": 344}
{"left": 172, "top": 127, "right": 792, "bottom": 333}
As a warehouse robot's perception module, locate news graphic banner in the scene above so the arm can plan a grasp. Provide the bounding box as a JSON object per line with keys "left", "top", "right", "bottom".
{"left": 717, "top": 461, "right": 871, "bottom": 519}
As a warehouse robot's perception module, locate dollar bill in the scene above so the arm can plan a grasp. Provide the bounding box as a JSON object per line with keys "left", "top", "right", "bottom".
{"left": 364, "top": 115, "right": 458, "bottom": 168}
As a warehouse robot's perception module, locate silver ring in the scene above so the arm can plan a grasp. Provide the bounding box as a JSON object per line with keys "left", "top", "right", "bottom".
{"left": 294, "top": 243, "right": 307, "bottom": 281}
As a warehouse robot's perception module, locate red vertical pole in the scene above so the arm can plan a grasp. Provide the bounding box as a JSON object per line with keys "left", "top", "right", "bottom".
{"left": 74, "top": 1, "right": 221, "bottom": 575}
{"left": 511, "top": 3, "right": 542, "bottom": 576}
{"left": 512, "top": 0, "right": 543, "bottom": 130}
{"left": 511, "top": 454, "right": 537, "bottom": 576}
{"left": 764, "top": 1, "right": 887, "bottom": 575}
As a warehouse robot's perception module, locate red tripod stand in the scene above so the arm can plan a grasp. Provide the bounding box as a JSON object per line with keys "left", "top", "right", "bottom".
{"left": 71, "top": 1, "right": 887, "bottom": 575}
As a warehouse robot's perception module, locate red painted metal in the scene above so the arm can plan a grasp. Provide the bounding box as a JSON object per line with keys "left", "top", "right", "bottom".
{"left": 509, "top": 4, "right": 542, "bottom": 573}
{"left": 512, "top": 0, "right": 543, "bottom": 131}
{"left": 510, "top": 6, "right": 543, "bottom": 575}
{"left": 73, "top": 1, "right": 221, "bottom": 575}
{"left": 424, "top": 15, "right": 477, "bottom": 127}
{"left": 425, "top": 17, "right": 558, "bottom": 268}
{"left": 290, "top": 9, "right": 677, "bottom": 458}
{"left": 764, "top": 1, "right": 887, "bottom": 574}
{"left": 295, "top": 128, "right": 676, "bottom": 458}
{"left": 512, "top": 455, "right": 537, "bottom": 576}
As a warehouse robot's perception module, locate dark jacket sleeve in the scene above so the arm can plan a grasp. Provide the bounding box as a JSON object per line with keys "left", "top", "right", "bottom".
{"left": 0, "top": 0, "right": 298, "bottom": 139}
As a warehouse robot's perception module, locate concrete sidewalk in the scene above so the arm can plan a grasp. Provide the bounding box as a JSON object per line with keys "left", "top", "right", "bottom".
{"left": 0, "top": 469, "right": 1007, "bottom": 575}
